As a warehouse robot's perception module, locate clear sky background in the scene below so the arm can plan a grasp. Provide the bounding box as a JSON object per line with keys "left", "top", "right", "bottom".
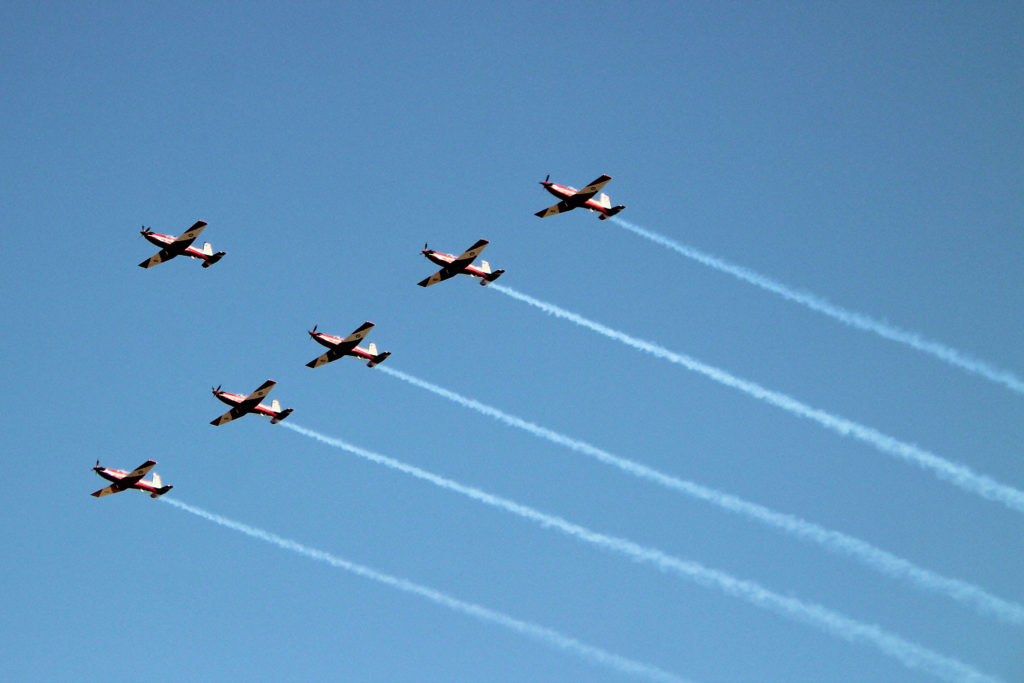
{"left": 1, "top": 2, "right": 1022, "bottom": 681}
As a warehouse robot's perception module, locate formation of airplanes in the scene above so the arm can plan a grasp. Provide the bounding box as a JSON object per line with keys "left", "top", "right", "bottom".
{"left": 100, "top": 174, "right": 626, "bottom": 497}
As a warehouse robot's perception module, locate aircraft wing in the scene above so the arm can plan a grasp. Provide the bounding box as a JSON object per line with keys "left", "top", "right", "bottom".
{"left": 343, "top": 321, "right": 375, "bottom": 344}
{"left": 91, "top": 484, "right": 122, "bottom": 498}
{"left": 171, "top": 221, "right": 208, "bottom": 249}
{"left": 418, "top": 267, "right": 460, "bottom": 288}
{"left": 571, "top": 175, "right": 612, "bottom": 204}
{"left": 306, "top": 347, "right": 346, "bottom": 368}
{"left": 210, "top": 405, "right": 249, "bottom": 426}
{"left": 121, "top": 460, "right": 157, "bottom": 486}
{"left": 534, "top": 201, "right": 572, "bottom": 218}
{"left": 243, "top": 379, "right": 276, "bottom": 405}
{"left": 139, "top": 248, "right": 175, "bottom": 268}
{"left": 448, "top": 239, "right": 489, "bottom": 271}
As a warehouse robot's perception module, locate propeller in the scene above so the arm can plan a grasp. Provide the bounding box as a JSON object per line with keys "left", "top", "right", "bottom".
{"left": 311, "top": 324, "right": 318, "bottom": 334}
{"left": 94, "top": 459, "right": 100, "bottom": 469}
{"left": 212, "top": 384, "right": 222, "bottom": 393}
{"left": 541, "top": 174, "right": 550, "bottom": 184}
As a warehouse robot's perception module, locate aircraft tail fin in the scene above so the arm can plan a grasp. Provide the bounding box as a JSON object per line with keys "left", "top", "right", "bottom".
{"left": 270, "top": 399, "right": 281, "bottom": 412}
{"left": 201, "top": 251, "right": 226, "bottom": 268}
{"left": 481, "top": 269, "right": 505, "bottom": 286}
{"left": 152, "top": 473, "right": 162, "bottom": 488}
{"left": 270, "top": 408, "right": 294, "bottom": 424}
{"left": 368, "top": 350, "right": 391, "bottom": 368}
{"left": 201, "top": 242, "right": 214, "bottom": 256}
{"left": 479, "top": 260, "right": 492, "bottom": 275}
{"left": 597, "top": 192, "right": 612, "bottom": 209}
{"left": 368, "top": 342, "right": 378, "bottom": 356}
{"left": 150, "top": 485, "right": 173, "bottom": 499}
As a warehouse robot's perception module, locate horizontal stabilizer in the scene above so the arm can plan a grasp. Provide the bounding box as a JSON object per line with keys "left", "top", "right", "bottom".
{"left": 270, "top": 408, "right": 294, "bottom": 424}
{"left": 201, "top": 251, "right": 226, "bottom": 268}
{"left": 481, "top": 269, "right": 505, "bottom": 286}
{"left": 598, "top": 205, "right": 625, "bottom": 220}
{"left": 367, "top": 351, "right": 391, "bottom": 368}
{"left": 150, "top": 485, "right": 173, "bottom": 499}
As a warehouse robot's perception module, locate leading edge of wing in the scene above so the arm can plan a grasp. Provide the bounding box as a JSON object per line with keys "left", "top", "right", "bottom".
{"left": 91, "top": 484, "right": 121, "bottom": 497}
{"left": 343, "top": 321, "right": 375, "bottom": 344}
{"left": 418, "top": 267, "right": 459, "bottom": 287}
{"left": 211, "top": 405, "right": 247, "bottom": 426}
{"left": 172, "top": 220, "right": 208, "bottom": 247}
{"left": 139, "top": 248, "right": 175, "bottom": 268}
{"left": 535, "top": 201, "right": 572, "bottom": 218}
{"left": 245, "top": 379, "right": 276, "bottom": 403}
{"left": 123, "top": 460, "right": 157, "bottom": 483}
{"left": 569, "top": 175, "right": 612, "bottom": 205}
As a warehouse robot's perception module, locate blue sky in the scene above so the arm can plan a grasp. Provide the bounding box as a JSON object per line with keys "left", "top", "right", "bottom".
{"left": 2, "top": 2, "right": 1022, "bottom": 681}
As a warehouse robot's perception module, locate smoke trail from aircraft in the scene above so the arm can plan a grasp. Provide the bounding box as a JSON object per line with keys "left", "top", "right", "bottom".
{"left": 376, "top": 364, "right": 1024, "bottom": 626}
{"left": 163, "top": 498, "right": 687, "bottom": 683}
{"left": 281, "top": 422, "right": 999, "bottom": 683}
{"left": 490, "top": 283, "right": 1024, "bottom": 515}
{"left": 611, "top": 217, "right": 1024, "bottom": 397}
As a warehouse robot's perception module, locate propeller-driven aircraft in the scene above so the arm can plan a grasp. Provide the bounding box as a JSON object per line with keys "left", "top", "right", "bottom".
{"left": 91, "top": 459, "right": 173, "bottom": 498}
{"left": 306, "top": 321, "right": 391, "bottom": 369}
{"left": 138, "top": 220, "right": 226, "bottom": 269}
{"left": 418, "top": 239, "right": 505, "bottom": 287}
{"left": 535, "top": 174, "right": 626, "bottom": 220}
{"left": 210, "top": 379, "right": 293, "bottom": 426}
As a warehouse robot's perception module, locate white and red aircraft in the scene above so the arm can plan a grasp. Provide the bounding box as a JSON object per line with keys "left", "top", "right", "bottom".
{"left": 307, "top": 321, "right": 391, "bottom": 369}
{"left": 91, "top": 459, "right": 173, "bottom": 499}
{"left": 210, "top": 379, "right": 293, "bottom": 426}
{"left": 139, "top": 220, "right": 226, "bottom": 269}
{"left": 535, "top": 174, "right": 626, "bottom": 220}
{"left": 418, "top": 239, "right": 505, "bottom": 287}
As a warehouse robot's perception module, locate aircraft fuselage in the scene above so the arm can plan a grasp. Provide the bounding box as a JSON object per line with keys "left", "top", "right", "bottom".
{"left": 422, "top": 250, "right": 490, "bottom": 279}
{"left": 142, "top": 230, "right": 211, "bottom": 260}
{"left": 540, "top": 182, "right": 613, "bottom": 214}
{"left": 309, "top": 331, "right": 375, "bottom": 362}
{"left": 93, "top": 466, "right": 163, "bottom": 495}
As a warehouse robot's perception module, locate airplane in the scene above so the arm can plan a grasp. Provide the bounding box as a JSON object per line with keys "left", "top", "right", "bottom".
{"left": 306, "top": 321, "right": 391, "bottom": 369}
{"left": 139, "top": 220, "right": 226, "bottom": 269}
{"left": 91, "top": 459, "right": 173, "bottom": 499}
{"left": 534, "top": 174, "right": 626, "bottom": 220}
{"left": 210, "top": 379, "right": 293, "bottom": 426}
{"left": 418, "top": 239, "right": 505, "bottom": 287}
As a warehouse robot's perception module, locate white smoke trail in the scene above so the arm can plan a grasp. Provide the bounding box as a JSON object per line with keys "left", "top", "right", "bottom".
{"left": 490, "top": 283, "right": 1024, "bottom": 515}
{"left": 281, "top": 422, "right": 1000, "bottom": 683}
{"left": 611, "top": 217, "right": 1024, "bottom": 397}
{"left": 163, "top": 497, "right": 687, "bottom": 683}
{"left": 376, "top": 364, "right": 1024, "bottom": 626}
